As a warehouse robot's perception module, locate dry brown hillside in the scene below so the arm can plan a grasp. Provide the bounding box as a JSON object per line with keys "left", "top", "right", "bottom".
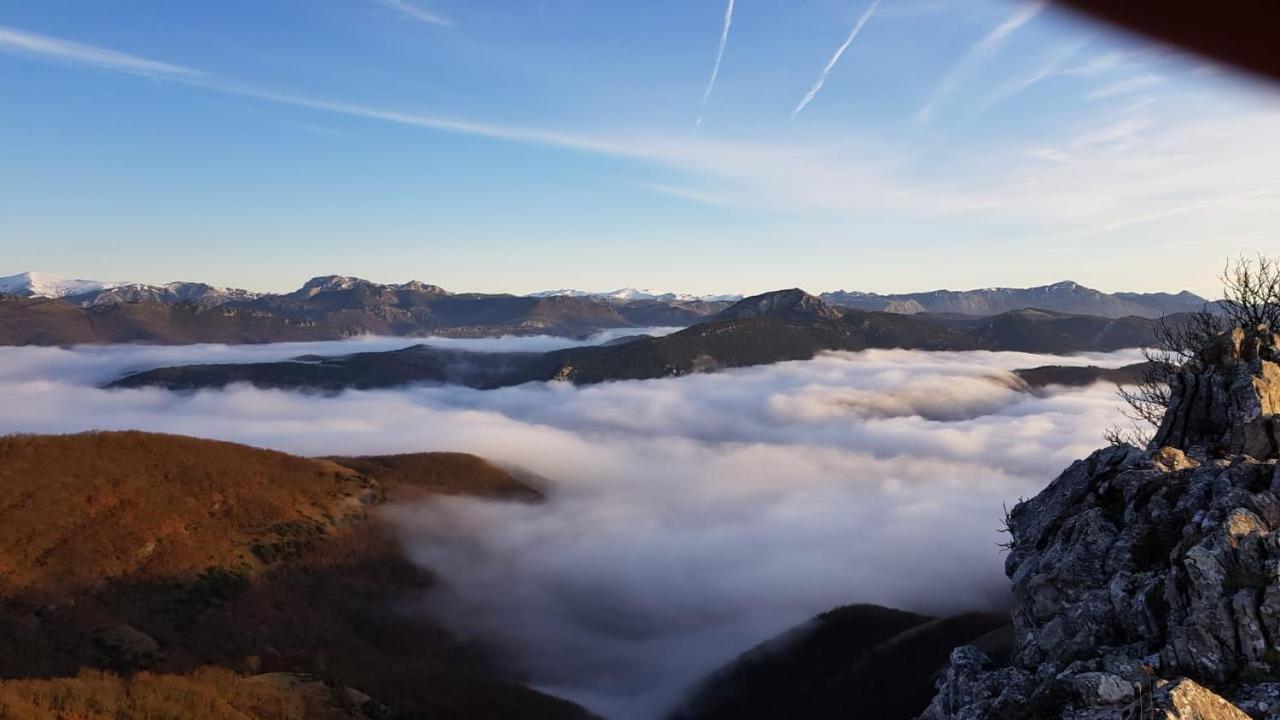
{"left": 0, "top": 431, "right": 589, "bottom": 720}
{"left": 0, "top": 432, "right": 377, "bottom": 598}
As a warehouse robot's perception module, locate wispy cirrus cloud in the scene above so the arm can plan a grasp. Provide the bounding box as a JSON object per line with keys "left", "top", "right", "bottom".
{"left": 205, "top": 82, "right": 637, "bottom": 156}
{"left": 637, "top": 182, "right": 737, "bottom": 207}
{"left": 375, "top": 0, "right": 451, "bottom": 27}
{"left": 0, "top": 24, "right": 629, "bottom": 158}
{"left": 971, "top": 39, "right": 1086, "bottom": 116}
{"left": 912, "top": 0, "right": 1046, "bottom": 128}
{"left": 1086, "top": 73, "right": 1163, "bottom": 100}
{"left": 792, "top": 0, "right": 881, "bottom": 118}
{"left": 0, "top": 24, "right": 204, "bottom": 77}
{"left": 696, "top": 0, "right": 736, "bottom": 126}
{"left": 1061, "top": 49, "right": 1145, "bottom": 77}
{"left": 0, "top": 23, "right": 917, "bottom": 217}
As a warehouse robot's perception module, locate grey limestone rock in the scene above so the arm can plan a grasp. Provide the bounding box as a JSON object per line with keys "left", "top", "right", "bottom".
{"left": 923, "top": 327, "right": 1280, "bottom": 719}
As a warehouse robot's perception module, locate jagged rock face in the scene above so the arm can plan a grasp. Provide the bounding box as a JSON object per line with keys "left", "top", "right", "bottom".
{"left": 1153, "top": 326, "right": 1280, "bottom": 460}
{"left": 923, "top": 327, "right": 1280, "bottom": 720}
{"left": 923, "top": 447, "right": 1280, "bottom": 718}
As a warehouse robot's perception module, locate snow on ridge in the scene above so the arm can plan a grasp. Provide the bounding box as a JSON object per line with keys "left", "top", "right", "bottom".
{"left": 0, "top": 271, "right": 130, "bottom": 298}
{"left": 0, "top": 272, "right": 264, "bottom": 304}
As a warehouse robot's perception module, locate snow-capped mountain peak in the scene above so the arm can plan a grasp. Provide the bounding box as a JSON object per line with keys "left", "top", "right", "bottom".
{"left": 0, "top": 271, "right": 129, "bottom": 298}
{"left": 0, "top": 272, "right": 265, "bottom": 306}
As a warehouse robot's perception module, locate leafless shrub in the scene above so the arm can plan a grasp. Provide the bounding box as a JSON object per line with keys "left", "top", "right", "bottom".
{"left": 1108, "top": 254, "right": 1280, "bottom": 447}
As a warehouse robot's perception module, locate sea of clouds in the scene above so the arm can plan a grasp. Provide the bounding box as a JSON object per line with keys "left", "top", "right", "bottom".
{"left": 0, "top": 334, "right": 1143, "bottom": 719}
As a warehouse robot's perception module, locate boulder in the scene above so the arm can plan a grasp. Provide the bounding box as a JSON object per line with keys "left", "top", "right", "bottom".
{"left": 92, "top": 623, "right": 162, "bottom": 668}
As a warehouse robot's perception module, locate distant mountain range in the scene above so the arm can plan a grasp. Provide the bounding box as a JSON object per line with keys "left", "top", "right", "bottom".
{"left": 0, "top": 272, "right": 728, "bottom": 344}
{"left": 821, "top": 280, "right": 1208, "bottom": 319}
{"left": 0, "top": 272, "right": 1209, "bottom": 346}
{"left": 110, "top": 289, "right": 1172, "bottom": 392}
{"left": 0, "top": 272, "right": 742, "bottom": 306}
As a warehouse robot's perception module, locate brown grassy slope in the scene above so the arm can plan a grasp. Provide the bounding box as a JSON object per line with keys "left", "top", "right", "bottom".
{"left": 0, "top": 667, "right": 376, "bottom": 720}
{"left": 328, "top": 451, "right": 545, "bottom": 501}
{"left": 0, "top": 431, "right": 377, "bottom": 598}
{"left": 0, "top": 431, "right": 590, "bottom": 720}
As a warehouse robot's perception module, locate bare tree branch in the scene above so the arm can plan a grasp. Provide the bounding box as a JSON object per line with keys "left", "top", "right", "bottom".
{"left": 1112, "top": 254, "right": 1280, "bottom": 447}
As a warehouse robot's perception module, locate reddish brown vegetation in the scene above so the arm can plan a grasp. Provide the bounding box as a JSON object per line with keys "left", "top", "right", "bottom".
{"left": 0, "top": 431, "right": 375, "bottom": 598}
{"left": 0, "top": 667, "right": 375, "bottom": 720}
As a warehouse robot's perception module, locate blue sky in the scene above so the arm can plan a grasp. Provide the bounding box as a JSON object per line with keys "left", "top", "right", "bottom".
{"left": 1, "top": 0, "right": 1277, "bottom": 296}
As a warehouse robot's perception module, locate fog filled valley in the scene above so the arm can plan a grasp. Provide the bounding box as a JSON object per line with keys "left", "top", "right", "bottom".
{"left": 5, "top": 0, "right": 1280, "bottom": 715}
{"left": 0, "top": 334, "right": 1142, "bottom": 718}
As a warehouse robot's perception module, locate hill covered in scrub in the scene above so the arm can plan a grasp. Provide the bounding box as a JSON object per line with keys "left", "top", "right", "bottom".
{"left": 0, "top": 431, "right": 590, "bottom": 720}
{"left": 109, "top": 290, "right": 1170, "bottom": 393}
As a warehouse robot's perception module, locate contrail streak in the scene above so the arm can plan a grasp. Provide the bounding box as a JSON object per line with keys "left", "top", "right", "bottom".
{"left": 697, "top": 0, "right": 735, "bottom": 126}
{"left": 792, "top": 0, "right": 880, "bottom": 118}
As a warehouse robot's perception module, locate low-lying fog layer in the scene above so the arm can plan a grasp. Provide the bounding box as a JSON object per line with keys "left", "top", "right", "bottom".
{"left": 0, "top": 328, "right": 681, "bottom": 386}
{"left": 0, "top": 338, "right": 1141, "bottom": 719}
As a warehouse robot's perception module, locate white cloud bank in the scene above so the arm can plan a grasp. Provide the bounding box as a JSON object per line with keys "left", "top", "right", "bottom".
{"left": 0, "top": 340, "right": 1140, "bottom": 718}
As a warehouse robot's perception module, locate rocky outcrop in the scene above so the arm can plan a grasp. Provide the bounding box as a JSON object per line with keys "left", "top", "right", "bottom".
{"left": 923, "top": 327, "right": 1280, "bottom": 719}
{"left": 1153, "top": 326, "right": 1280, "bottom": 459}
